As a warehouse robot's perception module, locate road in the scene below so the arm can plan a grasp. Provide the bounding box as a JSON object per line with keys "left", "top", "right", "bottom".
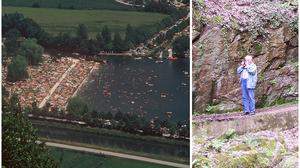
{"left": 115, "top": 0, "right": 143, "bottom": 7}
{"left": 45, "top": 141, "right": 189, "bottom": 168}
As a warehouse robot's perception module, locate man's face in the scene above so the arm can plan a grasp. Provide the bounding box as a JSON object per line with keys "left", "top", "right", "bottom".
{"left": 245, "top": 58, "right": 252, "bottom": 65}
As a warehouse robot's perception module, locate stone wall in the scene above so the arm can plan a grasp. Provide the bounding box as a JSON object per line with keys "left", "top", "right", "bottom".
{"left": 193, "top": 24, "right": 298, "bottom": 113}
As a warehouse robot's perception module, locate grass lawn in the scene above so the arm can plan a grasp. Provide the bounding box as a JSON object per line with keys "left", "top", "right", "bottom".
{"left": 3, "top": 0, "right": 136, "bottom": 11}
{"left": 3, "top": 7, "right": 168, "bottom": 37}
{"left": 49, "top": 147, "right": 174, "bottom": 168}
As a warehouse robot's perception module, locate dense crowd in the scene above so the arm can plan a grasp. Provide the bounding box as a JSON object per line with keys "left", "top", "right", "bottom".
{"left": 3, "top": 55, "right": 99, "bottom": 109}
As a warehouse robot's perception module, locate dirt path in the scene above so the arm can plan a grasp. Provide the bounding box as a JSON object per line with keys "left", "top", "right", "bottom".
{"left": 193, "top": 103, "right": 298, "bottom": 122}
{"left": 38, "top": 60, "right": 78, "bottom": 108}
{"left": 45, "top": 142, "right": 189, "bottom": 168}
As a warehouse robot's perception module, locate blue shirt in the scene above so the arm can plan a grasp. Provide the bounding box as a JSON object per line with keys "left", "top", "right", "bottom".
{"left": 237, "top": 63, "right": 258, "bottom": 89}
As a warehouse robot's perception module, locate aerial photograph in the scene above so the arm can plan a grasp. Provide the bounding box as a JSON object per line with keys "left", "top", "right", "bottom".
{"left": 192, "top": 0, "right": 298, "bottom": 167}
{"left": 2, "top": 0, "right": 190, "bottom": 167}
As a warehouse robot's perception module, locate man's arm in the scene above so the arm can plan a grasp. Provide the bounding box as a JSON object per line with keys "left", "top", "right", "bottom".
{"left": 237, "top": 66, "right": 244, "bottom": 74}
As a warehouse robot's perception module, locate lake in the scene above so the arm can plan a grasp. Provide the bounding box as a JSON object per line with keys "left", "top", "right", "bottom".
{"left": 78, "top": 56, "right": 190, "bottom": 122}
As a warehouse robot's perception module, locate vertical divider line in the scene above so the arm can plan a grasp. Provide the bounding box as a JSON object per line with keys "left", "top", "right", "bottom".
{"left": 189, "top": 0, "right": 193, "bottom": 167}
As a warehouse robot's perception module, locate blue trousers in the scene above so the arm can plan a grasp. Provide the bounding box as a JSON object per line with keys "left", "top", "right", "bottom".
{"left": 241, "top": 79, "right": 255, "bottom": 113}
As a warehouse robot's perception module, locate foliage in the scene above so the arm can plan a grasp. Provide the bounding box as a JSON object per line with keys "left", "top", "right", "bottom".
{"left": 102, "top": 25, "right": 112, "bottom": 44}
{"left": 145, "top": 0, "right": 188, "bottom": 19}
{"left": 66, "top": 96, "right": 89, "bottom": 119}
{"left": 195, "top": 0, "right": 298, "bottom": 32}
{"left": 113, "top": 32, "right": 125, "bottom": 52}
{"left": 252, "top": 41, "right": 263, "bottom": 55}
{"left": 77, "top": 24, "right": 88, "bottom": 41}
{"left": 7, "top": 55, "right": 28, "bottom": 82}
{"left": 193, "top": 156, "right": 211, "bottom": 168}
{"left": 3, "top": 0, "right": 135, "bottom": 11}
{"left": 205, "top": 105, "right": 219, "bottom": 114}
{"left": 2, "top": 6, "right": 186, "bottom": 54}
{"left": 193, "top": 129, "right": 287, "bottom": 168}
{"left": 18, "top": 38, "right": 44, "bottom": 65}
{"left": 172, "top": 35, "right": 189, "bottom": 57}
{"left": 29, "top": 97, "right": 189, "bottom": 138}
{"left": 4, "top": 28, "right": 21, "bottom": 56}
{"left": 210, "top": 139, "right": 224, "bottom": 152}
{"left": 2, "top": 91, "right": 57, "bottom": 167}
{"left": 2, "top": 12, "right": 46, "bottom": 43}
{"left": 221, "top": 129, "right": 236, "bottom": 140}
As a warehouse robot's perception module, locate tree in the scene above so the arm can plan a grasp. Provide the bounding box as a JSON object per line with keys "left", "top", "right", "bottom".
{"left": 19, "top": 18, "right": 44, "bottom": 40}
{"left": 78, "top": 39, "right": 89, "bottom": 54}
{"left": 4, "top": 28, "right": 21, "bottom": 56}
{"left": 32, "top": 2, "right": 40, "bottom": 8}
{"left": 101, "top": 26, "right": 111, "bottom": 44}
{"left": 2, "top": 94, "right": 57, "bottom": 168}
{"left": 104, "top": 111, "right": 113, "bottom": 120}
{"left": 77, "top": 24, "right": 88, "bottom": 41}
{"left": 112, "top": 32, "right": 124, "bottom": 52}
{"left": 172, "top": 35, "right": 189, "bottom": 57}
{"left": 18, "top": 38, "right": 44, "bottom": 65}
{"left": 124, "top": 24, "right": 135, "bottom": 49}
{"left": 160, "top": 16, "right": 173, "bottom": 28}
{"left": 114, "top": 111, "right": 124, "bottom": 121}
{"left": 3, "top": 13, "right": 45, "bottom": 42}
{"left": 96, "top": 33, "right": 105, "bottom": 50}
{"left": 3, "top": 44, "right": 8, "bottom": 66}
{"left": 125, "top": 24, "right": 135, "bottom": 44}
{"left": 2, "top": 13, "right": 25, "bottom": 36}
{"left": 7, "top": 55, "right": 28, "bottom": 82}
{"left": 104, "top": 42, "right": 113, "bottom": 51}
{"left": 87, "top": 39, "right": 99, "bottom": 55}
{"left": 66, "top": 97, "right": 89, "bottom": 118}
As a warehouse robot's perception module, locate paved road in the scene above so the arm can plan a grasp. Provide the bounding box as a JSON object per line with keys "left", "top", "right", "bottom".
{"left": 45, "top": 142, "right": 189, "bottom": 168}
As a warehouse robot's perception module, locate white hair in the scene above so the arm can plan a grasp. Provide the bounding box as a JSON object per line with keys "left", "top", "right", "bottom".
{"left": 245, "top": 55, "right": 253, "bottom": 61}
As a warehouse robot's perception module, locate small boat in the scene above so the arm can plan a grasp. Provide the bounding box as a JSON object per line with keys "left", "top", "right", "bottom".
{"left": 168, "top": 56, "right": 178, "bottom": 61}
{"left": 134, "top": 57, "right": 142, "bottom": 60}
{"left": 159, "top": 51, "right": 163, "bottom": 59}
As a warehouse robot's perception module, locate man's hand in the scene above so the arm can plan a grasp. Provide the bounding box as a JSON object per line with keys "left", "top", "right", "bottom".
{"left": 241, "top": 61, "right": 245, "bottom": 67}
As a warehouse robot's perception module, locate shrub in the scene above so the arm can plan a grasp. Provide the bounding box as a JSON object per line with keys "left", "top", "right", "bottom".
{"left": 66, "top": 97, "right": 89, "bottom": 118}
{"left": 18, "top": 38, "right": 44, "bottom": 65}
{"left": 7, "top": 55, "right": 28, "bottom": 82}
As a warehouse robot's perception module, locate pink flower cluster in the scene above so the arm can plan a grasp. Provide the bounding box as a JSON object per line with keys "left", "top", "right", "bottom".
{"left": 195, "top": 0, "right": 298, "bottom": 31}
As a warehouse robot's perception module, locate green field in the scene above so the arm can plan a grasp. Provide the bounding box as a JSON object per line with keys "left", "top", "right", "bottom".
{"left": 3, "top": 7, "right": 168, "bottom": 37}
{"left": 50, "top": 147, "right": 174, "bottom": 168}
{"left": 3, "top": 0, "right": 135, "bottom": 11}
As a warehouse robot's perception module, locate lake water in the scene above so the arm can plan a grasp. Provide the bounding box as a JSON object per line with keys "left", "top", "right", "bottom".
{"left": 78, "top": 56, "right": 189, "bottom": 122}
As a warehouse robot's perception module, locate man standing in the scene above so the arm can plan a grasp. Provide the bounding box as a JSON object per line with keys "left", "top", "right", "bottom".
{"left": 237, "top": 55, "right": 258, "bottom": 115}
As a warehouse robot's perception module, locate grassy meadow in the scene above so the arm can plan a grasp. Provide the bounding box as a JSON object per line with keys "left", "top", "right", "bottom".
{"left": 3, "top": 0, "right": 135, "bottom": 10}
{"left": 50, "top": 147, "right": 173, "bottom": 168}
{"left": 3, "top": 6, "right": 168, "bottom": 37}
